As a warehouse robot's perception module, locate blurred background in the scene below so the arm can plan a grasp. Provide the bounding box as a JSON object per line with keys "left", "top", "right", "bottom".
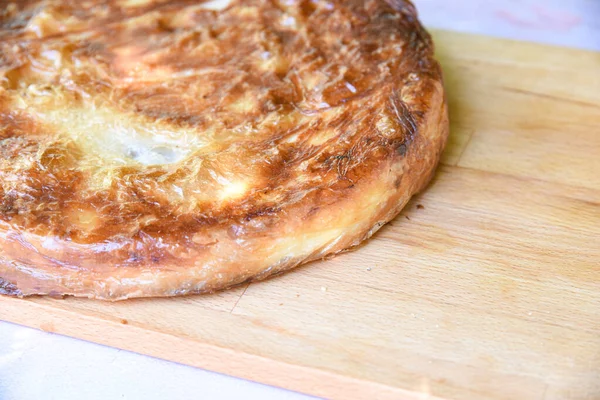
{"left": 416, "top": 0, "right": 599, "bottom": 51}
{"left": 0, "top": 1, "right": 598, "bottom": 399}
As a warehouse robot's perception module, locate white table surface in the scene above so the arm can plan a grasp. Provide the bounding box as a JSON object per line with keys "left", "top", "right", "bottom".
{"left": 1, "top": 1, "right": 598, "bottom": 399}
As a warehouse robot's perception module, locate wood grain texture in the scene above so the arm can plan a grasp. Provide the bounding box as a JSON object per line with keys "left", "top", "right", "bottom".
{"left": 1, "top": 30, "right": 599, "bottom": 400}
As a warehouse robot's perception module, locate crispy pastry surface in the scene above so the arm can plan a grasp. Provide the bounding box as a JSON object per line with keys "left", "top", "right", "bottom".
{"left": 0, "top": 0, "right": 448, "bottom": 299}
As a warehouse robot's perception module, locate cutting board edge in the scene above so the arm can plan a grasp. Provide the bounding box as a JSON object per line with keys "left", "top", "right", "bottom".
{"left": 0, "top": 296, "right": 444, "bottom": 400}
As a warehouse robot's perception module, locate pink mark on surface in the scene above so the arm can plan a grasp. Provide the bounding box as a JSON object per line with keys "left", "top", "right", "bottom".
{"left": 533, "top": 5, "right": 582, "bottom": 31}
{"left": 495, "top": 9, "right": 540, "bottom": 29}
{"left": 495, "top": 4, "right": 582, "bottom": 32}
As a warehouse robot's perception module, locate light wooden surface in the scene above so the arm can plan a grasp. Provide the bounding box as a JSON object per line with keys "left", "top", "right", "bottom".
{"left": 1, "top": 31, "right": 599, "bottom": 400}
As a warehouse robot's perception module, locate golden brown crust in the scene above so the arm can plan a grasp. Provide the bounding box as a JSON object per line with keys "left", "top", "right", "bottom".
{"left": 0, "top": 0, "right": 448, "bottom": 299}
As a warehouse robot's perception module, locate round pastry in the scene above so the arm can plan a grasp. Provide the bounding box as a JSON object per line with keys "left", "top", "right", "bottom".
{"left": 0, "top": 0, "right": 448, "bottom": 300}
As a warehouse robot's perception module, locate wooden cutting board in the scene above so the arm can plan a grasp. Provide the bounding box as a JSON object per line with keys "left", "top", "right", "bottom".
{"left": 1, "top": 30, "right": 599, "bottom": 400}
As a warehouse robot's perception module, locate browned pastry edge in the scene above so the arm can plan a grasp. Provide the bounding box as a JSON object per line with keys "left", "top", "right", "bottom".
{"left": 0, "top": 87, "right": 447, "bottom": 300}
{"left": 0, "top": 0, "right": 449, "bottom": 300}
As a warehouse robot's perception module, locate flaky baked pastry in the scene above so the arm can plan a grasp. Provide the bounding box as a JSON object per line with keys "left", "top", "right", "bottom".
{"left": 0, "top": 0, "right": 448, "bottom": 299}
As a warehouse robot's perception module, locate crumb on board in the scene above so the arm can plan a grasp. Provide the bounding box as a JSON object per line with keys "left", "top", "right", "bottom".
{"left": 321, "top": 286, "right": 327, "bottom": 292}
{"left": 121, "top": 319, "right": 128, "bottom": 325}
{"left": 417, "top": 204, "right": 425, "bottom": 209}
{"left": 405, "top": 215, "right": 410, "bottom": 220}
{"left": 366, "top": 267, "right": 372, "bottom": 271}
